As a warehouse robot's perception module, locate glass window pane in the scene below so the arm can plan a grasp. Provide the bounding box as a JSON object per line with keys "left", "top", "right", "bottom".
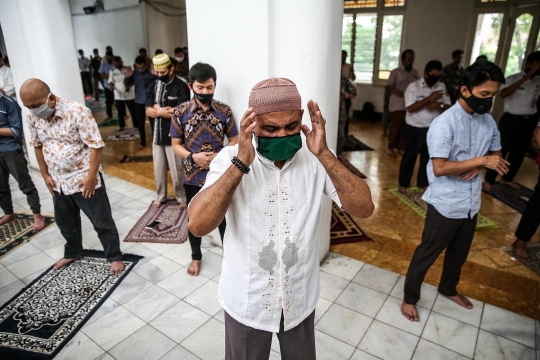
{"left": 505, "top": 13, "right": 533, "bottom": 75}
{"left": 342, "top": 15, "right": 354, "bottom": 64}
{"left": 471, "top": 13, "right": 503, "bottom": 63}
{"left": 378, "top": 15, "right": 403, "bottom": 80}
{"left": 384, "top": 0, "right": 405, "bottom": 7}
{"left": 354, "top": 13, "right": 378, "bottom": 83}
{"left": 344, "top": 0, "right": 377, "bottom": 9}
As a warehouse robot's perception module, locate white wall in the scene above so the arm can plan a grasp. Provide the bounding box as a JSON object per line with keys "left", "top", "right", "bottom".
{"left": 145, "top": 0, "right": 188, "bottom": 56}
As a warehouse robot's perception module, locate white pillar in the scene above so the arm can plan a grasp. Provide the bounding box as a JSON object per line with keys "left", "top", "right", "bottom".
{"left": 0, "top": 0, "right": 84, "bottom": 169}
{"left": 186, "top": 0, "right": 343, "bottom": 262}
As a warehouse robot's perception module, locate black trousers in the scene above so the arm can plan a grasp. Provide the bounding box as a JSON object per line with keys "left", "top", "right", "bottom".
{"left": 115, "top": 99, "right": 136, "bottom": 129}
{"left": 134, "top": 103, "right": 147, "bottom": 146}
{"left": 184, "top": 184, "right": 226, "bottom": 261}
{"left": 104, "top": 88, "right": 115, "bottom": 118}
{"left": 345, "top": 98, "right": 352, "bottom": 136}
{"left": 225, "top": 311, "right": 316, "bottom": 360}
{"left": 485, "top": 112, "right": 538, "bottom": 183}
{"left": 515, "top": 172, "right": 540, "bottom": 242}
{"left": 399, "top": 125, "right": 429, "bottom": 187}
{"left": 53, "top": 175, "right": 122, "bottom": 262}
{"left": 0, "top": 148, "right": 41, "bottom": 215}
{"left": 80, "top": 72, "right": 93, "bottom": 96}
{"left": 404, "top": 204, "right": 477, "bottom": 305}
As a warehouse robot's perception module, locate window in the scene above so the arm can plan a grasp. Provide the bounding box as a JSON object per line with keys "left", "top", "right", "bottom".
{"left": 470, "top": 13, "right": 503, "bottom": 63}
{"left": 505, "top": 13, "right": 533, "bottom": 75}
{"left": 536, "top": 30, "right": 540, "bottom": 50}
{"left": 342, "top": 0, "right": 406, "bottom": 84}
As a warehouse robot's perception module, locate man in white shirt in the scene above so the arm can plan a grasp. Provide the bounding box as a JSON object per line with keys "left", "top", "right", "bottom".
{"left": 386, "top": 49, "right": 420, "bottom": 156}
{"left": 187, "top": 78, "right": 374, "bottom": 359}
{"left": 399, "top": 60, "right": 451, "bottom": 194}
{"left": 109, "top": 56, "right": 136, "bottom": 130}
{"left": 484, "top": 51, "right": 540, "bottom": 191}
{"left": 0, "top": 54, "right": 15, "bottom": 98}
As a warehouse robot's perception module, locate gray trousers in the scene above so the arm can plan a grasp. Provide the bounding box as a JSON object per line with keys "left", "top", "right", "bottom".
{"left": 0, "top": 148, "right": 40, "bottom": 215}
{"left": 152, "top": 143, "right": 186, "bottom": 204}
{"left": 225, "top": 310, "right": 316, "bottom": 360}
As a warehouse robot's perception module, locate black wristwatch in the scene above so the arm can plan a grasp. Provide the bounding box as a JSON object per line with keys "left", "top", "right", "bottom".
{"left": 187, "top": 152, "right": 194, "bottom": 164}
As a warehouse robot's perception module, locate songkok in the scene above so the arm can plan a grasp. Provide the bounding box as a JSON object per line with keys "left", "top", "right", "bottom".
{"left": 153, "top": 54, "right": 171, "bottom": 69}
{"left": 249, "top": 78, "right": 301, "bottom": 115}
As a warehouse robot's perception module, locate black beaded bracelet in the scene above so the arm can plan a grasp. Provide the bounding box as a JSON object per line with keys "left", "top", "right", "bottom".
{"left": 232, "top": 156, "right": 250, "bottom": 174}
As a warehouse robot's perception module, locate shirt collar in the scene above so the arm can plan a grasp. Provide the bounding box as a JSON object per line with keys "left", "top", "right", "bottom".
{"left": 455, "top": 100, "right": 474, "bottom": 119}
{"left": 52, "top": 98, "right": 65, "bottom": 120}
{"left": 189, "top": 98, "right": 216, "bottom": 112}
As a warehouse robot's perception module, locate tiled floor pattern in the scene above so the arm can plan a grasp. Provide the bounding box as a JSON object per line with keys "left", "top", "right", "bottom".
{"left": 1, "top": 171, "right": 538, "bottom": 359}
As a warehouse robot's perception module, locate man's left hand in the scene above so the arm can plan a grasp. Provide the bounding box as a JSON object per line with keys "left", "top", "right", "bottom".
{"left": 79, "top": 175, "right": 97, "bottom": 198}
{"left": 301, "top": 99, "right": 329, "bottom": 157}
{"left": 459, "top": 166, "right": 482, "bottom": 181}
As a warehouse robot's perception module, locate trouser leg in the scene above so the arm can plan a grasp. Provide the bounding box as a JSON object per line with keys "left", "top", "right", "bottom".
{"left": 2, "top": 149, "right": 41, "bottom": 214}
{"left": 53, "top": 191, "right": 83, "bottom": 259}
{"left": 116, "top": 100, "right": 126, "bottom": 128}
{"left": 104, "top": 88, "right": 114, "bottom": 118}
{"left": 0, "top": 153, "right": 13, "bottom": 215}
{"left": 152, "top": 143, "right": 168, "bottom": 203}
{"left": 515, "top": 172, "right": 540, "bottom": 242}
{"left": 93, "top": 77, "right": 100, "bottom": 101}
{"left": 337, "top": 119, "right": 346, "bottom": 155}
{"left": 485, "top": 113, "right": 513, "bottom": 183}
{"left": 134, "top": 103, "right": 147, "bottom": 146}
{"left": 345, "top": 98, "right": 351, "bottom": 136}
{"left": 417, "top": 128, "right": 430, "bottom": 188}
{"left": 125, "top": 100, "right": 137, "bottom": 127}
{"left": 184, "top": 184, "right": 203, "bottom": 260}
{"left": 224, "top": 311, "right": 273, "bottom": 360}
{"left": 398, "top": 125, "right": 422, "bottom": 187}
{"left": 388, "top": 111, "right": 406, "bottom": 150}
{"left": 277, "top": 311, "right": 316, "bottom": 360}
{"left": 502, "top": 115, "right": 537, "bottom": 182}
{"left": 164, "top": 145, "right": 186, "bottom": 204}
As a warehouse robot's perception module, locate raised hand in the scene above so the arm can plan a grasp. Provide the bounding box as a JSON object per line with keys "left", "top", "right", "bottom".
{"left": 301, "top": 100, "right": 329, "bottom": 157}
{"left": 427, "top": 90, "right": 444, "bottom": 102}
{"left": 236, "top": 108, "right": 257, "bottom": 166}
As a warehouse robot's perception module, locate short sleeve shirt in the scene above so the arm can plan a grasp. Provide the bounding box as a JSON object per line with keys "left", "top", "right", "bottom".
{"left": 26, "top": 98, "right": 105, "bottom": 195}
{"left": 501, "top": 72, "right": 540, "bottom": 115}
{"left": 404, "top": 78, "right": 451, "bottom": 128}
{"left": 171, "top": 99, "right": 238, "bottom": 186}
{"left": 386, "top": 66, "right": 420, "bottom": 112}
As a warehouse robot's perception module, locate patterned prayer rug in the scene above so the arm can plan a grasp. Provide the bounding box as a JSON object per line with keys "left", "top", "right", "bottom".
{"left": 330, "top": 203, "right": 373, "bottom": 245}
{"left": 105, "top": 128, "right": 140, "bottom": 142}
{"left": 0, "top": 214, "right": 55, "bottom": 258}
{"left": 482, "top": 182, "right": 534, "bottom": 213}
{"left": 119, "top": 155, "right": 154, "bottom": 163}
{"left": 124, "top": 200, "right": 189, "bottom": 244}
{"left": 337, "top": 155, "right": 367, "bottom": 179}
{"left": 0, "top": 250, "right": 142, "bottom": 359}
{"left": 97, "top": 117, "right": 119, "bottom": 127}
{"left": 505, "top": 244, "right": 540, "bottom": 276}
{"left": 388, "top": 187, "right": 498, "bottom": 231}
{"left": 343, "top": 135, "right": 374, "bottom": 152}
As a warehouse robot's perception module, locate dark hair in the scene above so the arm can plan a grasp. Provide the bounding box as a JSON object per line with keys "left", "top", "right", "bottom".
{"left": 78, "top": 49, "right": 83, "bottom": 53}
{"left": 401, "top": 49, "right": 414, "bottom": 61}
{"left": 342, "top": 50, "right": 347, "bottom": 56}
{"left": 105, "top": 51, "right": 113, "bottom": 57}
{"left": 424, "top": 60, "right": 443, "bottom": 73}
{"left": 526, "top": 51, "right": 540, "bottom": 64}
{"left": 476, "top": 55, "right": 488, "bottom": 61}
{"left": 460, "top": 60, "right": 505, "bottom": 96}
{"left": 113, "top": 56, "right": 122, "bottom": 62}
{"left": 174, "top": 47, "right": 183, "bottom": 54}
{"left": 139, "top": 48, "right": 147, "bottom": 54}
{"left": 189, "top": 62, "right": 217, "bottom": 84}
{"left": 135, "top": 56, "right": 146, "bottom": 65}
{"left": 93, "top": 48, "right": 98, "bottom": 52}
{"left": 155, "top": 49, "right": 163, "bottom": 55}
{"left": 106, "top": 45, "right": 112, "bottom": 49}
{"left": 452, "top": 49, "right": 464, "bottom": 58}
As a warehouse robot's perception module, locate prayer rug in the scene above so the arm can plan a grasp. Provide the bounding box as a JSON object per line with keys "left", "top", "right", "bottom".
{"left": 0, "top": 214, "right": 55, "bottom": 258}
{"left": 337, "top": 155, "right": 367, "bottom": 179}
{"left": 119, "top": 155, "right": 154, "bottom": 164}
{"left": 343, "top": 135, "right": 374, "bottom": 152}
{"left": 482, "top": 182, "right": 534, "bottom": 213}
{"left": 0, "top": 250, "right": 143, "bottom": 359}
{"left": 85, "top": 100, "right": 106, "bottom": 115}
{"left": 105, "top": 128, "right": 140, "bottom": 142}
{"left": 330, "top": 203, "right": 373, "bottom": 245}
{"left": 124, "top": 200, "right": 188, "bottom": 244}
{"left": 97, "top": 117, "right": 119, "bottom": 127}
{"left": 504, "top": 244, "right": 540, "bottom": 276}
{"left": 388, "top": 187, "right": 498, "bottom": 231}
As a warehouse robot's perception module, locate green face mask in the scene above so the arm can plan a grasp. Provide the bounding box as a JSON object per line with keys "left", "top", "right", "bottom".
{"left": 256, "top": 133, "right": 302, "bottom": 161}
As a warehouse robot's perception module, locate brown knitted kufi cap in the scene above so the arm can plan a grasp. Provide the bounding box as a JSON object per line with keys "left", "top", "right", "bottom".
{"left": 249, "top": 78, "right": 301, "bottom": 115}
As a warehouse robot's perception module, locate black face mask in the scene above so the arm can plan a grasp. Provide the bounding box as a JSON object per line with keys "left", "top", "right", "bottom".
{"left": 425, "top": 75, "right": 440, "bottom": 87}
{"left": 404, "top": 65, "right": 413, "bottom": 72}
{"left": 156, "top": 73, "right": 171, "bottom": 83}
{"left": 193, "top": 91, "right": 214, "bottom": 105}
{"left": 463, "top": 93, "right": 493, "bottom": 114}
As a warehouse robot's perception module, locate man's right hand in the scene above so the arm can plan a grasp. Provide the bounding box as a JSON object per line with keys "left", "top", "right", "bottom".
{"left": 483, "top": 155, "right": 510, "bottom": 175}
{"left": 427, "top": 90, "right": 444, "bottom": 102}
{"left": 193, "top": 152, "right": 215, "bottom": 169}
{"left": 236, "top": 108, "right": 257, "bottom": 166}
{"left": 43, "top": 175, "right": 56, "bottom": 197}
{"left": 126, "top": 66, "right": 133, "bottom": 77}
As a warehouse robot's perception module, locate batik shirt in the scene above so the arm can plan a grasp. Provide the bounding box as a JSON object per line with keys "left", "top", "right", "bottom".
{"left": 339, "top": 76, "right": 357, "bottom": 123}
{"left": 194, "top": 143, "right": 342, "bottom": 332}
{"left": 27, "top": 98, "right": 105, "bottom": 195}
{"left": 170, "top": 99, "right": 238, "bottom": 186}
{"left": 441, "top": 63, "right": 463, "bottom": 103}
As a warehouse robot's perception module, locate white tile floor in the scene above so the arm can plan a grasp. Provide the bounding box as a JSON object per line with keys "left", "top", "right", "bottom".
{"left": 1, "top": 170, "right": 538, "bottom": 360}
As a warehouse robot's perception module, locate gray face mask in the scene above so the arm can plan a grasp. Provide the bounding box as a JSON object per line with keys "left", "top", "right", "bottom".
{"left": 29, "top": 93, "right": 55, "bottom": 119}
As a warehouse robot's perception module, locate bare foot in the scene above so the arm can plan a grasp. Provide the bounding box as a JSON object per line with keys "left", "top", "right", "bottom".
{"left": 0, "top": 214, "right": 15, "bottom": 226}
{"left": 54, "top": 258, "right": 77, "bottom": 270}
{"left": 511, "top": 239, "right": 531, "bottom": 262}
{"left": 401, "top": 302, "right": 419, "bottom": 322}
{"left": 187, "top": 260, "right": 201, "bottom": 276}
{"left": 500, "top": 179, "right": 520, "bottom": 190}
{"left": 178, "top": 202, "right": 187, "bottom": 211}
{"left": 398, "top": 186, "right": 408, "bottom": 195}
{"left": 481, "top": 181, "right": 492, "bottom": 191}
{"left": 33, "top": 214, "right": 45, "bottom": 231}
{"left": 152, "top": 201, "right": 163, "bottom": 208}
{"left": 110, "top": 260, "right": 125, "bottom": 275}
{"left": 442, "top": 293, "right": 473, "bottom": 309}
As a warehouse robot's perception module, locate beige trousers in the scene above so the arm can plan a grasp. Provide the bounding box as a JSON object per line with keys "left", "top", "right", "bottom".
{"left": 152, "top": 143, "right": 186, "bottom": 204}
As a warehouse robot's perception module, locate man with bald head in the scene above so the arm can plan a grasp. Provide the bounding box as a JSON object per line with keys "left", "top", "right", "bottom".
{"left": 20, "top": 79, "right": 124, "bottom": 275}
{"left": 188, "top": 78, "right": 374, "bottom": 359}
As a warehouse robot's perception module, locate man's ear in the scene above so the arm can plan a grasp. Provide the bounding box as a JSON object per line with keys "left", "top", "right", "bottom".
{"left": 459, "top": 85, "right": 471, "bottom": 98}
{"left": 49, "top": 93, "right": 57, "bottom": 107}
{"left": 187, "top": 83, "right": 193, "bottom": 91}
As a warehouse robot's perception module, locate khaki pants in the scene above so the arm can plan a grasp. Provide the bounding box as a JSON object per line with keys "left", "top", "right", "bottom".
{"left": 152, "top": 143, "right": 186, "bottom": 204}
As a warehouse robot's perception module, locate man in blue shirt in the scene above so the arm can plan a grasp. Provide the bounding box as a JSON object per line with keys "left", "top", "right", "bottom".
{"left": 402, "top": 61, "right": 509, "bottom": 321}
{"left": 98, "top": 51, "right": 115, "bottom": 120}
{"left": 0, "top": 93, "right": 44, "bottom": 230}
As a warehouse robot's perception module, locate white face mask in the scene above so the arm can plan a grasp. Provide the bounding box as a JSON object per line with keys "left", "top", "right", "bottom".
{"left": 175, "top": 56, "right": 184, "bottom": 63}
{"left": 29, "top": 93, "right": 55, "bottom": 119}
